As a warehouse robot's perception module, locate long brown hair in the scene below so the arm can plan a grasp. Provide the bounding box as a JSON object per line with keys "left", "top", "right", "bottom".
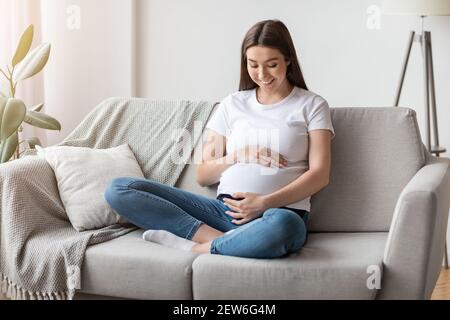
{"left": 239, "top": 20, "right": 308, "bottom": 91}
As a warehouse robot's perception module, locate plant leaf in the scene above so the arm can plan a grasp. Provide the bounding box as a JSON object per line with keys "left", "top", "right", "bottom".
{"left": 0, "top": 131, "right": 18, "bottom": 163}
{"left": 12, "top": 25, "right": 34, "bottom": 67}
{"left": 26, "top": 137, "right": 42, "bottom": 149}
{"left": 24, "top": 110, "right": 61, "bottom": 131}
{"left": 31, "top": 103, "right": 44, "bottom": 112}
{"left": 12, "top": 43, "right": 51, "bottom": 82}
{"left": 0, "top": 98, "right": 26, "bottom": 142}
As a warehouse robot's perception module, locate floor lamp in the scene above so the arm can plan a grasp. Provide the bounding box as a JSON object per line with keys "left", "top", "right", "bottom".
{"left": 382, "top": 0, "right": 450, "bottom": 269}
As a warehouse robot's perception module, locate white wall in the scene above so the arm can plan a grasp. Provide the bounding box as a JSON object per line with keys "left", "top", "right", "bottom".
{"left": 40, "top": 0, "right": 135, "bottom": 145}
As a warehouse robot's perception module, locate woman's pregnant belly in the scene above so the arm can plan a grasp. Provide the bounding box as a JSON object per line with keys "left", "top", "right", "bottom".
{"left": 217, "top": 162, "right": 308, "bottom": 196}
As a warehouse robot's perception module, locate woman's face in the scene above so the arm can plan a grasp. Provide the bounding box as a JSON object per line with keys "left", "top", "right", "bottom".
{"left": 246, "top": 46, "right": 290, "bottom": 93}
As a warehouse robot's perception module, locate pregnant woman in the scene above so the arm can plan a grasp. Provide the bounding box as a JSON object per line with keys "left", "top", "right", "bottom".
{"left": 105, "top": 19, "right": 335, "bottom": 259}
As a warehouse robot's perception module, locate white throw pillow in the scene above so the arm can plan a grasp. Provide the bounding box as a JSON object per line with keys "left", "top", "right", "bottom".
{"left": 36, "top": 144, "right": 144, "bottom": 231}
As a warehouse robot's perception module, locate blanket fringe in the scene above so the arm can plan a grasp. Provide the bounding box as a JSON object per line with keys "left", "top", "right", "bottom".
{"left": 1, "top": 273, "right": 74, "bottom": 300}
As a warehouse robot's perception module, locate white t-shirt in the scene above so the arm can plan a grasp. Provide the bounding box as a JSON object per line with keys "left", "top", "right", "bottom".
{"left": 205, "top": 86, "right": 335, "bottom": 212}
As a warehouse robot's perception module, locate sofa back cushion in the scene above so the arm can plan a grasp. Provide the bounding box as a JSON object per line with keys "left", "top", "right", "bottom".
{"left": 176, "top": 106, "right": 426, "bottom": 232}
{"left": 309, "top": 107, "right": 425, "bottom": 232}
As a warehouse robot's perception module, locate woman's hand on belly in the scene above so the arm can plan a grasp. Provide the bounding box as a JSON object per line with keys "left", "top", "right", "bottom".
{"left": 223, "top": 192, "right": 269, "bottom": 225}
{"left": 235, "top": 145, "right": 288, "bottom": 169}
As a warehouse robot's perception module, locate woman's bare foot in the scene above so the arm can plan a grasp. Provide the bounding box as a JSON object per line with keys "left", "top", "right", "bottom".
{"left": 191, "top": 241, "right": 213, "bottom": 254}
{"left": 192, "top": 224, "right": 224, "bottom": 243}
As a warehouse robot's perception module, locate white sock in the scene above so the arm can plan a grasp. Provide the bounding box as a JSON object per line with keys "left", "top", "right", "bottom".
{"left": 142, "top": 229, "right": 197, "bottom": 251}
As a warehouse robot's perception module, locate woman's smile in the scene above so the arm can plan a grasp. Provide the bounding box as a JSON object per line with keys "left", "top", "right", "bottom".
{"left": 260, "top": 78, "right": 275, "bottom": 86}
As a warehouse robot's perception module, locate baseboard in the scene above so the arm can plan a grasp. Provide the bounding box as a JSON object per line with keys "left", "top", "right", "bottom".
{"left": 0, "top": 292, "right": 9, "bottom": 300}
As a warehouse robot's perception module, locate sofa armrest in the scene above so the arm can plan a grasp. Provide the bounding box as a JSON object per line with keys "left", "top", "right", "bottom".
{"left": 0, "top": 155, "right": 52, "bottom": 183}
{"left": 379, "top": 158, "right": 450, "bottom": 299}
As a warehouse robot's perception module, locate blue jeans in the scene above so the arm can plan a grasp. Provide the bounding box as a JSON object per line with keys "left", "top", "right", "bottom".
{"left": 104, "top": 177, "right": 309, "bottom": 259}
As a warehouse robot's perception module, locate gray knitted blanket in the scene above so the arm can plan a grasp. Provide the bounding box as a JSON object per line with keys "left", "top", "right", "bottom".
{"left": 0, "top": 98, "right": 216, "bottom": 300}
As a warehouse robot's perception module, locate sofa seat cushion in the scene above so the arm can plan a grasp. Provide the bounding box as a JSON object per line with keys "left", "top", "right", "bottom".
{"left": 79, "top": 229, "right": 199, "bottom": 299}
{"left": 192, "top": 232, "right": 387, "bottom": 300}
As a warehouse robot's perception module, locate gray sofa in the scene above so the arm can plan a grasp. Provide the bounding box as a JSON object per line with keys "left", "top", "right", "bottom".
{"left": 70, "top": 104, "right": 450, "bottom": 300}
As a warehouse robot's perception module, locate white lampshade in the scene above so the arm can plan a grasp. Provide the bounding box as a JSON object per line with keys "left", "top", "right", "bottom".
{"left": 382, "top": 0, "right": 450, "bottom": 15}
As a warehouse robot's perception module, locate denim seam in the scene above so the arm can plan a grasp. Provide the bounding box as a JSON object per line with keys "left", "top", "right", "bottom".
{"left": 186, "top": 220, "right": 203, "bottom": 240}
{"left": 125, "top": 185, "right": 202, "bottom": 235}
{"left": 212, "top": 209, "right": 307, "bottom": 256}
{"left": 212, "top": 217, "right": 267, "bottom": 249}
{"left": 125, "top": 179, "right": 140, "bottom": 188}
{"left": 128, "top": 181, "right": 232, "bottom": 225}
{"left": 213, "top": 209, "right": 295, "bottom": 249}
{"left": 211, "top": 234, "right": 231, "bottom": 252}
{"left": 210, "top": 238, "right": 218, "bottom": 254}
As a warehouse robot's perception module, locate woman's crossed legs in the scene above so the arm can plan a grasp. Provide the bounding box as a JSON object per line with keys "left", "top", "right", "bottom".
{"left": 104, "top": 177, "right": 308, "bottom": 259}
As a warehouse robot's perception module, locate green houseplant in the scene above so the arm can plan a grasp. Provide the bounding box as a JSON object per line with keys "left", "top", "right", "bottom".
{"left": 0, "top": 24, "right": 61, "bottom": 164}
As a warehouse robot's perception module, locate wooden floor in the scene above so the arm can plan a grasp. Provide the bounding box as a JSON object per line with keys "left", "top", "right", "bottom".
{"left": 431, "top": 267, "right": 450, "bottom": 300}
